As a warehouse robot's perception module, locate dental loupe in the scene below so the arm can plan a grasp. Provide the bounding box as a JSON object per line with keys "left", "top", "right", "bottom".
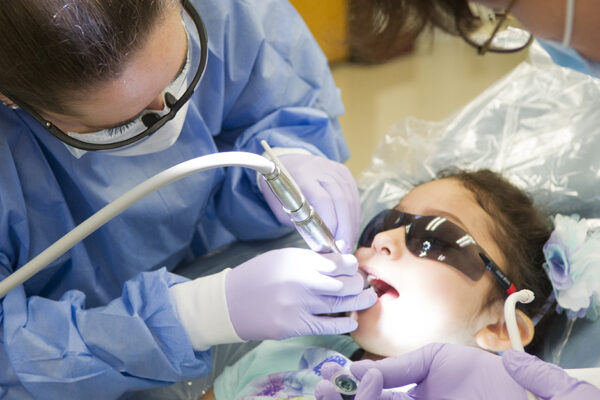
{"left": 0, "top": 142, "right": 338, "bottom": 298}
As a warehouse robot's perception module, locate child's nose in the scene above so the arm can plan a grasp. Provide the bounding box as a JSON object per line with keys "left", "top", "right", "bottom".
{"left": 371, "top": 228, "right": 404, "bottom": 259}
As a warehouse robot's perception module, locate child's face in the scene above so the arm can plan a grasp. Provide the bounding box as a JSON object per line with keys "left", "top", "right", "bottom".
{"left": 351, "top": 178, "right": 507, "bottom": 357}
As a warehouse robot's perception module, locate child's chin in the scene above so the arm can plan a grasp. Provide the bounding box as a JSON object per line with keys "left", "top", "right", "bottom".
{"left": 351, "top": 335, "right": 409, "bottom": 358}
{"left": 349, "top": 305, "right": 381, "bottom": 337}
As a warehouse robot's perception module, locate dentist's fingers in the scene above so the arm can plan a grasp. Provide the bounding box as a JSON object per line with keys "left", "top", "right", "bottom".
{"left": 327, "top": 165, "right": 360, "bottom": 252}
{"left": 323, "top": 273, "right": 366, "bottom": 296}
{"left": 309, "top": 288, "right": 377, "bottom": 314}
{"left": 503, "top": 349, "right": 600, "bottom": 399}
{"left": 315, "top": 380, "right": 344, "bottom": 400}
{"left": 320, "top": 362, "right": 346, "bottom": 380}
{"left": 320, "top": 173, "right": 360, "bottom": 252}
{"left": 351, "top": 343, "right": 445, "bottom": 388}
{"left": 306, "top": 315, "right": 358, "bottom": 335}
{"left": 319, "top": 253, "right": 358, "bottom": 276}
{"left": 303, "top": 179, "right": 338, "bottom": 235}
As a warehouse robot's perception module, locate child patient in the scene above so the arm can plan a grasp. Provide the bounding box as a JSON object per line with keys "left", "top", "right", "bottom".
{"left": 200, "top": 169, "right": 554, "bottom": 399}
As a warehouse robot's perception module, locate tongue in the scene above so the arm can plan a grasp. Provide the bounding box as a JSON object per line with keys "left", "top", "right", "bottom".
{"left": 371, "top": 279, "right": 399, "bottom": 299}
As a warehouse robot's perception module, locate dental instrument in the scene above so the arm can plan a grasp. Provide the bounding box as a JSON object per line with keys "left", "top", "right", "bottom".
{"left": 0, "top": 150, "right": 338, "bottom": 298}
{"left": 260, "top": 140, "right": 340, "bottom": 254}
{"left": 505, "top": 290, "right": 600, "bottom": 395}
{"left": 504, "top": 289, "right": 538, "bottom": 400}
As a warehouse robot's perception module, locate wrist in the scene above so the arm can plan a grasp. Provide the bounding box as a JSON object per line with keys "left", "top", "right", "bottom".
{"left": 169, "top": 269, "right": 243, "bottom": 351}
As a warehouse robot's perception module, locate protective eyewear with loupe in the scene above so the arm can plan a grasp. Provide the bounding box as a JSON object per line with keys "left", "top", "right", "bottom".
{"left": 5, "top": 0, "right": 207, "bottom": 151}
{"left": 358, "top": 209, "right": 517, "bottom": 295}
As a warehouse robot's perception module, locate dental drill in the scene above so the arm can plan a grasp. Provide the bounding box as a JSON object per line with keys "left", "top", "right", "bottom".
{"left": 260, "top": 141, "right": 340, "bottom": 254}
{"left": 0, "top": 149, "right": 338, "bottom": 298}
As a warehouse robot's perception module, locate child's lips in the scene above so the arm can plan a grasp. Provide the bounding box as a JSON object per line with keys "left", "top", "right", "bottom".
{"left": 365, "top": 273, "right": 399, "bottom": 300}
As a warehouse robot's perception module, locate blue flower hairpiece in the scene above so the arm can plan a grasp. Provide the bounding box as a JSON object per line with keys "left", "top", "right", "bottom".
{"left": 543, "top": 214, "right": 600, "bottom": 320}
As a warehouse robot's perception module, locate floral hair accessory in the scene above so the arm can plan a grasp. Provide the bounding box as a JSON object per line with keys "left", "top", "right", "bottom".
{"left": 543, "top": 214, "right": 600, "bottom": 320}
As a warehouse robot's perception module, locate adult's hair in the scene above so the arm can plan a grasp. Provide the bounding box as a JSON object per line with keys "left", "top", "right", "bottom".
{"left": 438, "top": 168, "right": 555, "bottom": 353}
{"left": 347, "top": 0, "right": 473, "bottom": 62}
{"left": 0, "top": 0, "right": 174, "bottom": 114}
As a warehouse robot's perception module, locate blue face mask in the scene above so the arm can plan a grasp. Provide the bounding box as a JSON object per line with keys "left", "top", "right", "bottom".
{"left": 537, "top": 38, "right": 600, "bottom": 79}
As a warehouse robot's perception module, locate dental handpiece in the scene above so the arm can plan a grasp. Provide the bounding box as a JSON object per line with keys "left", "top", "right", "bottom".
{"left": 260, "top": 141, "right": 340, "bottom": 254}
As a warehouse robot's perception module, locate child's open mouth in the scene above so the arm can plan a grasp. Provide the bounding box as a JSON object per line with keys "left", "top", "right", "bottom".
{"left": 367, "top": 274, "right": 399, "bottom": 300}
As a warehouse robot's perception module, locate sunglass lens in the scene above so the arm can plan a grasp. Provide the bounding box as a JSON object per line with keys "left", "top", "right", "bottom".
{"left": 358, "top": 209, "right": 407, "bottom": 248}
{"left": 405, "top": 216, "right": 485, "bottom": 281}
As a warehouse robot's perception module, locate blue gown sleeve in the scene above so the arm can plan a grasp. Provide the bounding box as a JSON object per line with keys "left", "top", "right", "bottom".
{"left": 205, "top": 0, "right": 350, "bottom": 240}
{"left": 0, "top": 125, "right": 212, "bottom": 398}
{"left": 1, "top": 267, "right": 211, "bottom": 399}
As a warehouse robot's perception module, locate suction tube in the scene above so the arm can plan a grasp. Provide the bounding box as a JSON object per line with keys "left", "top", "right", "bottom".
{"left": 504, "top": 289, "right": 535, "bottom": 352}
{"left": 505, "top": 290, "right": 600, "bottom": 391}
{"left": 504, "top": 289, "right": 538, "bottom": 400}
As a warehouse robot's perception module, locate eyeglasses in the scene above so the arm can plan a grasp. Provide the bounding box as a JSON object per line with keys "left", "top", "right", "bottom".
{"left": 7, "top": 0, "right": 208, "bottom": 151}
{"left": 458, "top": 0, "right": 533, "bottom": 55}
{"left": 358, "top": 209, "right": 516, "bottom": 295}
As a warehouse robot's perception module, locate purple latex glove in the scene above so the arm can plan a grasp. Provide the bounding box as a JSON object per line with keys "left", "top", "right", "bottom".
{"left": 337, "top": 343, "right": 529, "bottom": 399}
{"left": 503, "top": 350, "right": 600, "bottom": 399}
{"left": 316, "top": 344, "right": 600, "bottom": 400}
{"left": 226, "top": 248, "right": 376, "bottom": 340}
{"left": 258, "top": 153, "right": 360, "bottom": 253}
{"left": 315, "top": 361, "right": 409, "bottom": 400}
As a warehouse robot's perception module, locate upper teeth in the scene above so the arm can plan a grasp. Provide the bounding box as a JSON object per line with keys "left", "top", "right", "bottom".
{"left": 367, "top": 274, "right": 377, "bottom": 285}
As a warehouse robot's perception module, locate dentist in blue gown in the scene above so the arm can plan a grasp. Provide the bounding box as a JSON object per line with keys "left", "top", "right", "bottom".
{"left": 0, "top": 0, "right": 376, "bottom": 398}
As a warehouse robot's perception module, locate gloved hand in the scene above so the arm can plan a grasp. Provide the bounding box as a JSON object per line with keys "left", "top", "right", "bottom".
{"left": 226, "top": 248, "right": 375, "bottom": 341}
{"left": 315, "top": 361, "right": 409, "bottom": 400}
{"left": 171, "top": 248, "right": 376, "bottom": 351}
{"left": 503, "top": 350, "right": 600, "bottom": 399}
{"left": 258, "top": 152, "right": 360, "bottom": 253}
{"left": 317, "top": 343, "right": 529, "bottom": 400}
{"left": 316, "top": 343, "right": 600, "bottom": 400}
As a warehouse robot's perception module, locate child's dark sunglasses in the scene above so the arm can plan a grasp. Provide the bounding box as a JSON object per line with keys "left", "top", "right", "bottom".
{"left": 358, "top": 209, "right": 516, "bottom": 295}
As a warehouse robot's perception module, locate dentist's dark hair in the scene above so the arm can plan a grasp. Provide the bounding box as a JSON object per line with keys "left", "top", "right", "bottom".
{"left": 0, "top": 0, "right": 175, "bottom": 114}
{"left": 348, "top": 0, "right": 473, "bottom": 62}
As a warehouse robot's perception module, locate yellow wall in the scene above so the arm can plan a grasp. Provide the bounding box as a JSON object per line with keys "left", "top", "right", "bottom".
{"left": 289, "top": 0, "right": 349, "bottom": 62}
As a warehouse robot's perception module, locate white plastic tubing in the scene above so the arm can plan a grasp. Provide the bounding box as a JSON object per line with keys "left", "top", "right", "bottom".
{"left": 504, "top": 290, "right": 538, "bottom": 400}
{"left": 505, "top": 290, "right": 600, "bottom": 392}
{"left": 0, "top": 152, "right": 275, "bottom": 298}
{"left": 504, "top": 289, "right": 535, "bottom": 352}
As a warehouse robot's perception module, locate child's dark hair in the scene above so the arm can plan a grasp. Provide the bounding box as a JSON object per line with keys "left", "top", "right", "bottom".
{"left": 437, "top": 168, "right": 555, "bottom": 353}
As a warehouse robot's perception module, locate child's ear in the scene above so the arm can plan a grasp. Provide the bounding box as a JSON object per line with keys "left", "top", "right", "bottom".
{"left": 474, "top": 309, "right": 534, "bottom": 352}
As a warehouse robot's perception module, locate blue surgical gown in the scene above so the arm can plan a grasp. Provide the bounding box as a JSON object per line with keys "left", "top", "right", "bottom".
{"left": 0, "top": 0, "right": 348, "bottom": 398}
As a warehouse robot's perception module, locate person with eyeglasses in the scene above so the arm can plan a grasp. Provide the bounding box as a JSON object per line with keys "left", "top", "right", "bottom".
{"left": 192, "top": 169, "right": 582, "bottom": 399}
{"left": 348, "top": 0, "right": 600, "bottom": 78}
{"left": 0, "top": 0, "right": 376, "bottom": 398}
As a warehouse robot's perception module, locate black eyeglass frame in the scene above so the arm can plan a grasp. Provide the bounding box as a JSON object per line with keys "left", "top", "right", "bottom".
{"left": 358, "top": 209, "right": 517, "bottom": 295}
{"left": 458, "top": 0, "right": 533, "bottom": 55}
{"left": 6, "top": 0, "right": 208, "bottom": 151}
